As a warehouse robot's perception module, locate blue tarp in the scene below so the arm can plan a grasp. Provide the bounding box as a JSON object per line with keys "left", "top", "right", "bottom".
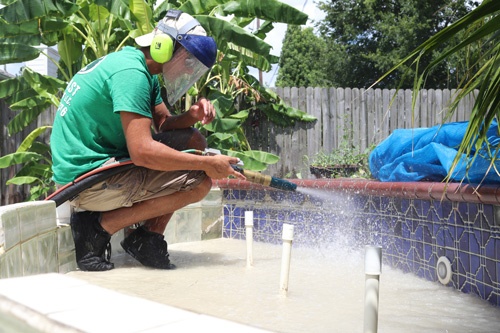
{"left": 369, "top": 121, "right": 500, "bottom": 184}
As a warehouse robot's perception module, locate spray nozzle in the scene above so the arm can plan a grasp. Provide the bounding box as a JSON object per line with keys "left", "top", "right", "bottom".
{"left": 231, "top": 165, "right": 297, "bottom": 192}
{"left": 203, "top": 148, "right": 296, "bottom": 192}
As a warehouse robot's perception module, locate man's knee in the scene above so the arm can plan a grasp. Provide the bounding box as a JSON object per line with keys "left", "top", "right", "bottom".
{"left": 153, "top": 128, "right": 207, "bottom": 151}
{"left": 195, "top": 176, "right": 212, "bottom": 199}
{"left": 188, "top": 128, "right": 208, "bottom": 151}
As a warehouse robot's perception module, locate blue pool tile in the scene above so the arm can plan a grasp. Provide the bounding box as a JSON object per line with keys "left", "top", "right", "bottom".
{"left": 458, "top": 251, "right": 469, "bottom": 275}
{"left": 469, "top": 232, "right": 481, "bottom": 255}
{"left": 482, "top": 204, "right": 495, "bottom": 228}
{"left": 270, "top": 190, "right": 286, "bottom": 202}
{"left": 470, "top": 254, "right": 481, "bottom": 276}
{"left": 469, "top": 203, "right": 481, "bottom": 227}
{"left": 423, "top": 243, "right": 433, "bottom": 262}
{"left": 435, "top": 226, "right": 445, "bottom": 247}
{"left": 290, "top": 191, "right": 306, "bottom": 205}
{"left": 444, "top": 228, "right": 455, "bottom": 248}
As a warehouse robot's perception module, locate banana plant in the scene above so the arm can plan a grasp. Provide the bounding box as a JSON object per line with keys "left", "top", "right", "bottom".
{"left": 0, "top": 0, "right": 313, "bottom": 199}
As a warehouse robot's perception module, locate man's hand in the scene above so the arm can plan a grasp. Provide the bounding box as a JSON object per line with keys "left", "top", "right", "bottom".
{"left": 205, "top": 154, "right": 246, "bottom": 180}
{"left": 189, "top": 97, "right": 215, "bottom": 125}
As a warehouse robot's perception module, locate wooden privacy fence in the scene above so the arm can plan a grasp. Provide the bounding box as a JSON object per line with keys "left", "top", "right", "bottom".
{"left": 244, "top": 87, "right": 475, "bottom": 178}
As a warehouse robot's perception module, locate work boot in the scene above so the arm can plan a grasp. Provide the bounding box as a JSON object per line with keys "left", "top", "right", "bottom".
{"left": 70, "top": 211, "right": 114, "bottom": 271}
{"left": 121, "top": 226, "right": 175, "bottom": 269}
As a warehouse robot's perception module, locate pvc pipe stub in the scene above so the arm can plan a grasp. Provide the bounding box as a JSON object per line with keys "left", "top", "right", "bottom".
{"left": 365, "top": 245, "right": 382, "bottom": 275}
{"left": 436, "top": 256, "right": 452, "bottom": 285}
{"left": 245, "top": 211, "right": 254, "bottom": 227}
{"left": 282, "top": 224, "right": 294, "bottom": 241}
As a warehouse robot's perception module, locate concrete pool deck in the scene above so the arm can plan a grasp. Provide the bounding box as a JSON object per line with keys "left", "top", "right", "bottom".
{"left": 0, "top": 272, "right": 270, "bottom": 333}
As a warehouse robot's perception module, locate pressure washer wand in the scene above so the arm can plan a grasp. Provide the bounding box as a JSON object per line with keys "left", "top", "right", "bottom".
{"left": 232, "top": 165, "right": 297, "bottom": 192}
{"left": 202, "top": 148, "right": 297, "bottom": 192}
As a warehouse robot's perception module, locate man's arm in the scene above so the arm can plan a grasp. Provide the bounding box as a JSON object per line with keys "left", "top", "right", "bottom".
{"left": 153, "top": 97, "right": 216, "bottom": 132}
{"left": 121, "top": 111, "right": 244, "bottom": 180}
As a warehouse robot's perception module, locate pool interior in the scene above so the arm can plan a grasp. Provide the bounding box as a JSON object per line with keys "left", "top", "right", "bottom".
{"left": 219, "top": 180, "right": 500, "bottom": 307}
{"left": 0, "top": 178, "right": 499, "bottom": 332}
{"left": 68, "top": 238, "right": 500, "bottom": 333}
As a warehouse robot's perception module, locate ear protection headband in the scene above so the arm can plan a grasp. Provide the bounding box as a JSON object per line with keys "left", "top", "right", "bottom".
{"left": 150, "top": 10, "right": 200, "bottom": 64}
{"left": 150, "top": 33, "right": 174, "bottom": 64}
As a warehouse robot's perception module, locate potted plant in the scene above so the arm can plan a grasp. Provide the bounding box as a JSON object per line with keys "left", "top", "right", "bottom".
{"left": 306, "top": 142, "right": 373, "bottom": 179}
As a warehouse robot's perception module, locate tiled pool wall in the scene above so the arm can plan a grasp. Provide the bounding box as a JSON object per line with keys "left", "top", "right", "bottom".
{"left": 0, "top": 189, "right": 223, "bottom": 280}
{"left": 0, "top": 201, "right": 76, "bottom": 278}
{"left": 216, "top": 179, "right": 500, "bottom": 307}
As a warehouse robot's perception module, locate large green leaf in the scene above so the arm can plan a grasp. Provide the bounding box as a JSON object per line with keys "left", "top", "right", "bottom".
{"left": 210, "top": 90, "right": 234, "bottom": 117}
{"left": 0, "top": 35, "right": 42, "bottom": 46}
{"left": 0, "top": 43, "right": 41, "bottom": 64}
{"left": 203, "top": 117, "right": 242, "bottom": 133}
{"left": 98, "top": 0, "right": 132, "bottom": 18}
{"left": 7, "top": 105, "right": 49, "bottom": 135}
{"left": 40, "top": 17, "right": 70, "bottom": 32}
{"left": 0, "top": 19, "right": 39, "bottom": 37}
{"left": 0, "top": 152, "right": 44, "bottom": 168}
{"left": 6, "top": 176, "right": 38, "bottom": 185}
{"left": 206, "top": 132, "right": 236, "bottom": 150}
{"left": 221, "top": 149, "right": 279, "bottom": 171}
{"left": 178, "top": 0, "right": 226, "bottom": 15}
{"left": 225, "top": 44, "right": 277, "bottom": 71}
{"left": 196, "top": 15, "right": 272, "bottom": 56}
{"left": 179, "top": 0, "right": 308, "bottom": 25}
{"left": 23, "top": 67, "right": 66, "bottom": 106}
{"left": 222, "top": 0, "right": 308, "bottom": 24}
{"left": 244, "top": 150, "right": 280, "bottom": 164}
{"left": 5, "top": 87, "right": 39, "bottom": 106}
{"left": 129, "top": 0, "right": 154, "bottom": 35}
{"left": 0, "top": 0, "right": 79, "bottom": 24}
{"left": 58, "top": 36, "right": 84, "bottom": 70}
{"left": 0, "top": 76, "right": 23, "bottom": 99}
{"left": 22, "top": 68, "right": 66, "bottom": 96}
{"left": 17, "top": 126, "right": 52, "bottom": 153}
{"left": 28, "top": 141, "right": 51, "bottom": 155}
{"left": 88, "top": 3, "right": 110, "bottom": 21}
{"left": 17, "top": 162, "right": 52, "bottom": 177}
{"left": 9, "top": 95, "right": 52, "bottom": 110}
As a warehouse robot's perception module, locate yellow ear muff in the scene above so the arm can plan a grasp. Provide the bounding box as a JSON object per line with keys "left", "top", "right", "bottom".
{"left": 150, "top": 34, "right": 174, "bottom": 63}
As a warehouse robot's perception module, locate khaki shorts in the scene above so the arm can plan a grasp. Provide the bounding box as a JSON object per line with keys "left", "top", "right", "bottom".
{"left": 70, "top": 167, "right": 206, "bottom": 212}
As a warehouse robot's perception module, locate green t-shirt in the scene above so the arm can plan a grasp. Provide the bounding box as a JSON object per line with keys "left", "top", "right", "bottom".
{"left": 51, "top": 46, "right": 163, "bottom": 184}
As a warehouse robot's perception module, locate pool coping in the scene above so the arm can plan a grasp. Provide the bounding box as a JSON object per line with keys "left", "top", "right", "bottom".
{"left": 214, "top": 178, "right": 500, "bottom": 205}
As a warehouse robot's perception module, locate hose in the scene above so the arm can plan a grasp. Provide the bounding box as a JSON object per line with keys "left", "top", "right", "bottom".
{"left": 46, "top": 149, "right": 295, "bottom": 207}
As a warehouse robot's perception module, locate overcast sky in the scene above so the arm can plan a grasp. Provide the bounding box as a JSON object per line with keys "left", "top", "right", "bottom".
{"left": 249, "top": 0, "right": 326, "bottom": 87}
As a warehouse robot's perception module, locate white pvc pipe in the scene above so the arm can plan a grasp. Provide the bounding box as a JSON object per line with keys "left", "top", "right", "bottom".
{"left": 245, "top": 211, "right": 254, "bottom": 268}
{"left": 279, "top": 224, "right": 294, "bottom": 295}
{"left": 364, "top": 245, "right": 382, "bottom": 333}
